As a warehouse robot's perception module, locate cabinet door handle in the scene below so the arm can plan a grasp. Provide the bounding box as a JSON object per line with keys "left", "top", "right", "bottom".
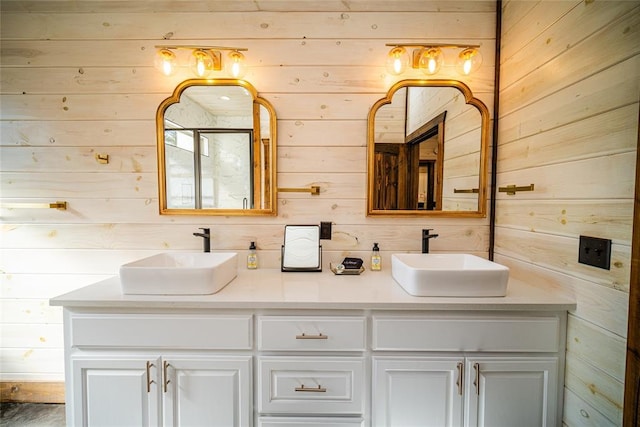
{"left": 295, "top": 333, "right": 328, "bottom": 340}
{"left": 163, "top": 361, "right": 171, "bottom": 393}
{"left": 456, "top": 362, "right": 464, "bottom": 396}
{"left": 295, "top": 384, "right": 327, "bottom": 392}
{"left": 473, "top": 362, "right": 480, "bottom": 395}
{"left": 146, "top": 361, "right": 156, "bottom": 393}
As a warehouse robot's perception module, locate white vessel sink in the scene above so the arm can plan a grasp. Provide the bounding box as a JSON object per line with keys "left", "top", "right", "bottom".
{"left": 391, "top": 253, "right": 509, "bottom": 297}
{"left": 120, "top": 252, "right": 238, "bottom": 295}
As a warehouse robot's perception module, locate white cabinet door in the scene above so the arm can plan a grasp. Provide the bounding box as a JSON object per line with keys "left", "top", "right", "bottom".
{"left": 464, "top": 357, "right": 558, "bottom": 427}
{"left": 162, "top": 356, "right": 252, "bottom": 427}
{"left": 71, "top": 356, "right": 161, "bottom": 427}
{"left": 372, "top": 357, "right": 464, "bottom": 427}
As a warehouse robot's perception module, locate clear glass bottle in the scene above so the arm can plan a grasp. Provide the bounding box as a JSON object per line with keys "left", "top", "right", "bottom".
{"left": 247, "top": 241, "right": 258, "bottom": 269}
{"left": 371, "top": 242, "right": 381, "bottom": 271}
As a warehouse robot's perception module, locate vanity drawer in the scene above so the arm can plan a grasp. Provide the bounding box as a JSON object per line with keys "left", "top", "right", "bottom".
{"left": 258, "top": 357, "right": 365, "bottom": 415}
{"left": 373, "top": 315, "right": 560, "bottom": 352}
{"left": 70, "top": 313, "right": 252, "bottom": 349}
{"left": 258, "top": 316, "right": 366, "bottom": 351}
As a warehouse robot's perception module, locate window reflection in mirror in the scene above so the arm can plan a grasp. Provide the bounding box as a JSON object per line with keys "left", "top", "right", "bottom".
{"left": 367, "top": 80, "right": 489, "bottom": 217}
{"left": 157, "top": 80, "right": 277, "bottom": 216}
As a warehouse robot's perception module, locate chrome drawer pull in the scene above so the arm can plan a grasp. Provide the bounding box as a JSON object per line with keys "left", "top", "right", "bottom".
{"left": 295, "top": 384, "right": 327, "bottom": 393}
{"left": 295, "top": 333, "right": 328, "bottom": 340}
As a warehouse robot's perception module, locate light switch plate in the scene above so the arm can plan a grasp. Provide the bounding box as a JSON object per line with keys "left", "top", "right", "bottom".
{"left": 578, "top": 235, "right": 611, "bottom": 270}
{"left": 320, "top": 222, "right": 332, "bottom": 240}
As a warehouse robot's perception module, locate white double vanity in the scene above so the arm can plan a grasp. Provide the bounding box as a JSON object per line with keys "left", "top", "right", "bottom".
{"left": 51, "top": 258, "right": 575, "bottom": 427}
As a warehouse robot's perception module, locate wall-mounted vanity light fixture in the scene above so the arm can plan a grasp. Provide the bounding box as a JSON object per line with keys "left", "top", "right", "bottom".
{"left": 154, "top": 45, "right": 248, "bottom": 79}
{"left": 385, "top": 43, "right": 482, "bottom": 76}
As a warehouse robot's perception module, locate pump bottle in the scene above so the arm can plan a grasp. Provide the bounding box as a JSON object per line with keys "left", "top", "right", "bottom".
{"left": 247, "top": 241, "right": 258, "bottom": 269}
{"left": 371, "top": 242, "right": 381, "bottom": 271}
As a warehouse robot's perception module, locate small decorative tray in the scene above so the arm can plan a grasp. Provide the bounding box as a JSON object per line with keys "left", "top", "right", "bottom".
{"left": 330, "top": 262, "right": 365, "bottom": 275}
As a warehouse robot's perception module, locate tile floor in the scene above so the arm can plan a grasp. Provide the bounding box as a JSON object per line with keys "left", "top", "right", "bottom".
{"left": 0, "top": 403, "right": 65, "bottom": 426}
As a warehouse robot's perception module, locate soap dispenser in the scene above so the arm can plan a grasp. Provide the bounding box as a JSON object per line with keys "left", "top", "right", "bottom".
{"left": 371, "top": 243, "right": 381, "bottom": 271}
{"left": 247, "top": 241, "right": 258, "bottom": 269}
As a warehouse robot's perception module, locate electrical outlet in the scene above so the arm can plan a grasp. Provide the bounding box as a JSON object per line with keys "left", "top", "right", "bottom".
{"left": 320, "top": 222, "right": 332, "bottom": 240}
{"left": 578, "top": 235, "right": 611, "bottom": 270}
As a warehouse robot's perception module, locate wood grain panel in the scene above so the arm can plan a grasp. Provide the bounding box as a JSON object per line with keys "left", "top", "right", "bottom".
{"left": 496, "top": 152, "right": 636, "bottom": 200}
{"left": 501, "top": 1, "right": 638, "bottom": 90}
{"left": 279, "top": 146, "right": 366, "bottom": 173}
{"left": 0, "top": 274, "right": 109, "bottom": 299}
{"left": 497, "top": 104, "right": 637, "bottom": 173}
{"left": 563, "top": 388, "right": 617, "bottom": 427}
{"left": 0, "top": 349, "right": 64, "bottom": 379}
{"left": 278, "top": 120, "right": 366, "bottom": 147}
{"left": 0, "top": 94, "right": 165, "bottom": 120}
{"left": 499, "top": 55, "right": 639, "bottom": 140}
{"left": 495, "top": 199, "right": 633, "bottom": 243}
{"left": 0, "top": 172, "right": 157, "bottom": 198}
{"left": 0, "top": 223, "right": 488, "bottom": 252}
{"left": 0, "top": 1, "right": 496, "bottom": 14}
{"left": 0, "top": 381, "right": 65, "bottom": 403}
{"left": 1, "top": 324, "right": 63, "bottom": 348}
{"left": 0, "top": 120, "right": 155, "bottom": 147}
{"left": 0, "top": 11, "right": 496, "bottom": 40}
{"left": 0, "top": 300, "right": 62, "bottom": 324}
{"left": 567, "top": 316, "right": 627, "bottom": 382}
{"left": 277, "top": 172, "right": 365, "bottom": 199}
{"left": 565, "top": 352, "right": 624, "bottom": 425}
{"left": 500, "top": 1, "right": 574, "bottom": 58}
{"left": 1, "top": 66, "right": 497, "bottom": 96}
{"left": 1, "top": 146, "right": 156, "bottom": 173}
{"left": 0, "top": 38, "right": 497, "bottom": 68}
{"left": 494, "top": 227, "right": 630, "bottom": 293}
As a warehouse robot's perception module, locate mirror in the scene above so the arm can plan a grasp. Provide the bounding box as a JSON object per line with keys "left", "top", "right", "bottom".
{"left": 157, "top": 79, "right": 277, "bottom": 216}
{"left": 367, "top": 79, "right": 489, "bottom": 217}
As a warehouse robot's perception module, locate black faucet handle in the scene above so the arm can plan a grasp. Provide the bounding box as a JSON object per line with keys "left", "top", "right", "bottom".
{"left": 199, "top": 227, "right": 210, "bottom": 235}
{"left": 422, "top": 229, "right": 438, "bottom": 238}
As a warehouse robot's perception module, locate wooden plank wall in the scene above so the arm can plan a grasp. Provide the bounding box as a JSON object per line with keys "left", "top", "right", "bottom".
{"left": 496, "top": 1, "right": 639, "bottom": 425}
{"left": 0, "top": 1, "right": 495, "bottom": 390}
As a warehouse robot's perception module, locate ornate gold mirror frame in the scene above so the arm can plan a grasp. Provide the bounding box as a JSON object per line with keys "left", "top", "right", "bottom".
{"left": 367, "top": 79, "right": 490, "bottom": 217}
{"left": 156, "top": 79, "right": 277, "bottom": 216}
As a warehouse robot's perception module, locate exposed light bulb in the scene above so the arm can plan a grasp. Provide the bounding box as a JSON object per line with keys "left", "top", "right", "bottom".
{"left": 226, "top": 50, "right": 247, "bottom": 79}
{"left": 385, "top": 47, "right": 409, "bottom": 76}
{"left": 419, "top": 48, "right": 443, "bottom": 75}
{"left": 456, "top": 48, "right": 482, "bottom": 76}
{"left": 154, "top": 48, "right": 177, "bottom": 76}
{"left": 189, "top": 49, "right": 215, "bottom": 78}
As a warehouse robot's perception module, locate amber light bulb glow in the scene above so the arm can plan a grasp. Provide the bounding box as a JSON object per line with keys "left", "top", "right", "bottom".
{"left": 386, "top": 47, "right": 409, "bottom": 75}
{"left": 155, "top": 48, "right": 178, "bottom": 76}
{"left": 226, "top": 50, "right": 247, "bottom": 79}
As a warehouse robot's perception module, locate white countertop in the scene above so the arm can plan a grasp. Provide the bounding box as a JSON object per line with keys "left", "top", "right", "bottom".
{"left": 50, "top": 268, "right": 576, "bottom": 311}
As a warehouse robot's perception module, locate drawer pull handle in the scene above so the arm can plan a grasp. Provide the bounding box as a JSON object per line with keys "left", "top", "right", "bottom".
{"left": 146, "top": 361, "right": 156, "bottom": 393}
{"left": 456, "top": 362, "right": 463, "bottom": 396}
{"left": 295, "top": 333, "right": 328, "bottom": 340}
{"left": 473, "top": 362, "right": 480, "bottom": 395}
{"left": 295, "top": 384, "right": 327, "bottom": 393}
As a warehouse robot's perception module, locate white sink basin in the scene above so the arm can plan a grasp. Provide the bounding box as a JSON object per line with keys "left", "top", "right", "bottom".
{"left": 391, "top": 253, "right": 509, "bottom": 297}
{"left": 120, "top": 252, "right": 238, "bottom": 295}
